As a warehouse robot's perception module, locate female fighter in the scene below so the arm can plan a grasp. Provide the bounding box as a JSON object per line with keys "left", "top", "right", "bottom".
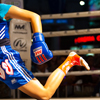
{"left": 0, "top": 2, "right": 90, "bottom": 100}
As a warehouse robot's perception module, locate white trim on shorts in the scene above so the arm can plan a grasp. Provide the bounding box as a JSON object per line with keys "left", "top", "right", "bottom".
{"left": 1, "top": 46, "right": 33, "bottom": 82}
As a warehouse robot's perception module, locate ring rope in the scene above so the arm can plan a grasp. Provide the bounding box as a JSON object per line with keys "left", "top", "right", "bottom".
{"left": 43, "top": 28, "right": 100, "bottom": 37}
{"left": 33, "top": 70, "right": 100, "bottom": 77}
{"left": 41, "top": 10, "right": 100, "bottom": 19}
{"left": 52, "top": 49, "right": 100, "bottom": 55}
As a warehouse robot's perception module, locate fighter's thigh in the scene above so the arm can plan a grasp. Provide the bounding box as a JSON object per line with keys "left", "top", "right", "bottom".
{"left": 18, "top": 78, "right": 48, "bottom": 98}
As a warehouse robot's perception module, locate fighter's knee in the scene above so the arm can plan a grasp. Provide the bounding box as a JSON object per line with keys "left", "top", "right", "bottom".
{"left": 37, "top": 91, "right": 52, "bottom": 100}
{"left": 38, "top": 96, "right": 50, "bottom": 100}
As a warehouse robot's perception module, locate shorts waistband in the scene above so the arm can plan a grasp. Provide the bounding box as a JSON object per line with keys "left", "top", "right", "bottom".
{"left": 0, "top": 38, "right": 10, "bottom": 46}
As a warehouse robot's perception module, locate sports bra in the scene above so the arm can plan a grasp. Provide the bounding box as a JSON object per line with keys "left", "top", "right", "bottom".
{"left": 0, "top": 3, "right": 12, "bottom": 46}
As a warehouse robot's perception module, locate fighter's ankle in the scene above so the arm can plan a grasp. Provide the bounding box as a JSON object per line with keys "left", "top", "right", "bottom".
{"left": 58, "top": 52, "right": 81, "bottom": 75}
{"left": 58, "top": 61, "right": 72, "bottom": 75}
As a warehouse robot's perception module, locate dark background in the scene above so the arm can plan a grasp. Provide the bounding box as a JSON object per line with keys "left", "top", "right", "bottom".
{"left": 23, "top": 0, "right": 100, "bottom": 50}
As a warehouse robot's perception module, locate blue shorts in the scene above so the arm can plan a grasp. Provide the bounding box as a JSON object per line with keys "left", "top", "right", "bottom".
{"left": 0, "top": 45, "right": 34, "bottom": 89}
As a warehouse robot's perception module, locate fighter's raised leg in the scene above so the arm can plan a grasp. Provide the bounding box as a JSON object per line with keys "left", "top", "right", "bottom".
{"left": 18, "top": 52, "right": 90, "bottom": 100}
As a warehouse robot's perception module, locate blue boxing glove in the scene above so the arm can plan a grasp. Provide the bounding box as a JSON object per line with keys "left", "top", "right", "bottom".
{"left": 31, "top": 32, "right": 53, "bottom": 65}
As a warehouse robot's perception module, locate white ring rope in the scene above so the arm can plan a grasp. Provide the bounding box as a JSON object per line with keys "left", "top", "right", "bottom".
{"left": 33, "top": 70, "right": 100, "bottom": 77}
{"left": 52, "top": 49, "right": 100, "bottom": 55}
{"left": 41, "top": 10, "right": 100, "bottom": 19}
{"left": 43, "top": 28, "right": 100, "bottom": 37}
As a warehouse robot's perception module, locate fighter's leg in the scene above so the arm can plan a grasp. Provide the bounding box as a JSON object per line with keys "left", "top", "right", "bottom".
{"left": 18, "top": 52, "right": 90, "bottom": 100}
{"left": 18, "top": 69, "right": 64, "bottom": 100}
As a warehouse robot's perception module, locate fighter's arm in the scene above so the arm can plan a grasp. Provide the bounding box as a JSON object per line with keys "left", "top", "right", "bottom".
{"left": 6, "top": 5, "right": 53, "bottom": 65}
{"left": 5, "top": 5, "right": 42, "bottom": 33}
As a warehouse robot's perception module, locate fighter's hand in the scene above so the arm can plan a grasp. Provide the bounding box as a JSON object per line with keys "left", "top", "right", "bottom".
{"left": 31, "top": 33, "right": 53, "bottom": 65}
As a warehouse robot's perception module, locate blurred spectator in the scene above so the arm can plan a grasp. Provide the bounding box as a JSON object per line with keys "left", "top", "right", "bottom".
{"left": 86, "top": 53, "right": 95, "bottom": 69}
{"left": 48, "top": 56, "right": 58, "bottom": 72}
{"left": 0, "top": 81, "right": 11, "bottom": 98}
{"left": 91, "top": 55, "right": 100, "bottom": 96}
{"left": 86, "top": 53, "right": 99, "bottom": 84}
{"left": 57, "top": 56, "right": 66, "bottom": 66}
{"left": 33, "top": 63, "right": 49, "bottom": 73}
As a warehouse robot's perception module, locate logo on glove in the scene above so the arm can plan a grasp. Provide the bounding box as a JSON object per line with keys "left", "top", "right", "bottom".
{"left": 34, "top": 47, "right": 42, "bottom": 57}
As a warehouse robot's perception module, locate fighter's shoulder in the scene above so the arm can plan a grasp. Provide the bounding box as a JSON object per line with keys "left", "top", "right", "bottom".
{"left": 0, "top": 3, "right": 12, "bottom": 20}
{"left": 0, "top": 3, "right": 12, "bottom": 9}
